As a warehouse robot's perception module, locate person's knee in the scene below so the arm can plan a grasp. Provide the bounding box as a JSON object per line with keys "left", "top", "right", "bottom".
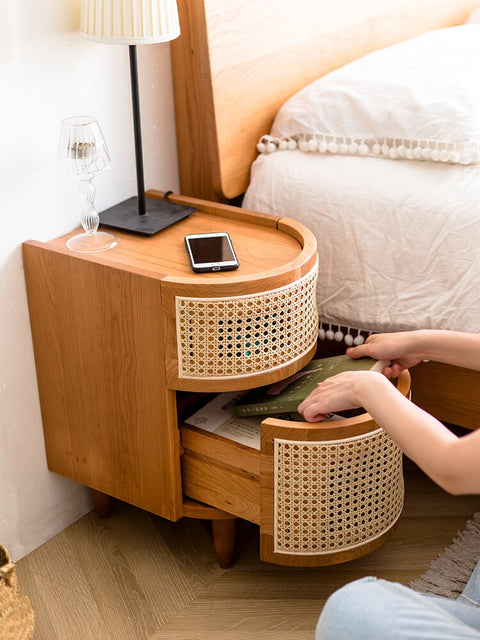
{"left": 315, "top": 577, "right": 391, "bottom": 640}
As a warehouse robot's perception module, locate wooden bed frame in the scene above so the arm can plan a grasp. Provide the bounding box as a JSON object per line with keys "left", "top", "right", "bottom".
{"left": 170, "top": 0, "right": 480, "bottom": 430}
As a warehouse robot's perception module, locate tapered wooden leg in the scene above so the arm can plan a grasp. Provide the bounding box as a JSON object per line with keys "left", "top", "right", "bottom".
{"left": 211, "top": 517, "right": 236, "bottom": 568}
{"left": 91, "top": 489, "right": 113, "bottom": 518}
{"left": 183, "top": 497, "right": 237, "bottom": 568}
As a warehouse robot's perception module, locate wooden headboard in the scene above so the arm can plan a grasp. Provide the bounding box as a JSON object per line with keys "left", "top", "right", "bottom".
{"left": 170, "top": 0, "right": 480, "bottom": 202}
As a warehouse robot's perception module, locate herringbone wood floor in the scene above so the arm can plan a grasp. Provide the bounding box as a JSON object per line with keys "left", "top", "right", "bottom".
{"left": 16, "top": 459, "right": 480, "bottom": 640}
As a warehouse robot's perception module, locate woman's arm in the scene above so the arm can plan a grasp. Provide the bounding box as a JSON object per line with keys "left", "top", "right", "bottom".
{"left": 297, "top": 370, "right": 480, "bottom": 495}
{"left": 348, "top": 330, "right": 480, "bottom": 377}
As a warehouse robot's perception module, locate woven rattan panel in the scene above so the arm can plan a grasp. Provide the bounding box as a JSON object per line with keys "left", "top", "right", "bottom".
{"left": 273, "top": 429, "right": 404, "bottom": 555}
{"left": 176, "top": 264, "right": 318, "bottom": 379}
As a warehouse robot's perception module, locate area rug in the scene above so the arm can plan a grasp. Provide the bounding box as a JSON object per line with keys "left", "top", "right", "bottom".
{"left": 410, "top": 512, "right": 480, "bottom": 598}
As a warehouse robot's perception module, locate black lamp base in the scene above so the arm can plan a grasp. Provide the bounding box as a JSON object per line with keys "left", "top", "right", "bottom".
{"left": 99, "top": 195, "right": 196, "bottom": 236}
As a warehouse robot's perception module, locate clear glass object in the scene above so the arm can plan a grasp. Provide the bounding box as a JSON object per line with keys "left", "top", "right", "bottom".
{"left": 58, "top": 115, "right": 118, "bottom": 252}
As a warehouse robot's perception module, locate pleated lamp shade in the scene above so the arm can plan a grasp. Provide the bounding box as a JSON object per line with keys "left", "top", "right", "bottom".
{"left": 79, "top": 0, "right": 180, "bottom": 45}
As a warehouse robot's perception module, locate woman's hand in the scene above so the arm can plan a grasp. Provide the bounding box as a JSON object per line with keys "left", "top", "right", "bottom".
{"left": 347, "top": 332, "right": 423, "bottom": 378}
{"left": 297, "top": 370, "right": 387, "bottom": 423}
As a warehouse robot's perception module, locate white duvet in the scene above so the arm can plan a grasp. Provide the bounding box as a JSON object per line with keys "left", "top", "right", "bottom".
{"left": 243, "top": 150, "right": 480, "bottom": 337}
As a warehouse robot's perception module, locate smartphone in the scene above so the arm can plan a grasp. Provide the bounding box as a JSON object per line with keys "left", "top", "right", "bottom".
{"left": 184, "top": 232, "right": 239, "bottom": 272}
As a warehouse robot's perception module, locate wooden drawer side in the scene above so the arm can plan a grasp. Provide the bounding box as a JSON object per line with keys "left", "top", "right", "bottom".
{"left": 181, "top": 451, "right": 260, "bottom": 523}
{"left": 180, "top": 425, "right": 260, "bottom": 475}
{"left": 180, "top": 425, "right": 260, "bottom": 523}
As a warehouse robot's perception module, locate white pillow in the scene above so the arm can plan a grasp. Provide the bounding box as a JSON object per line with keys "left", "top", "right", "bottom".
{"left": 257, "top": 26, "right": 480, "bottom": 165}
{"left": 465, "top": 8, "right": 480, "bottom": 24}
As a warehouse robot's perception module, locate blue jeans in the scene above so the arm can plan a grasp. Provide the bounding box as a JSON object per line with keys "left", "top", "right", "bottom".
{"left": 316, "top": 560, "right": 480, "bottom": 639}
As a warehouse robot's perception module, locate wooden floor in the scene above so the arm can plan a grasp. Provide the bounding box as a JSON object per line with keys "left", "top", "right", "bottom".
{"left": 16, "top": 459, "right": 480, "bottom": 640}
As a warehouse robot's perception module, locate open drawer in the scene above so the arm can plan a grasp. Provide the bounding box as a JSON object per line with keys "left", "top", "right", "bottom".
{"left": 180, "top": 370, "right": 411, "bottom": 567}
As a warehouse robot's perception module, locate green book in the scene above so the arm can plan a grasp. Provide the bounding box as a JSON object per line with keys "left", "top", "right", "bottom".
{"left": 232, "top": 355, "right": 388, "bottom": 418}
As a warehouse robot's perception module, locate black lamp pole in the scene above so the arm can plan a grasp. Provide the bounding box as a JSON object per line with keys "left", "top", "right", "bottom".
{"left": 129, "top": 46, "right": 146, "bottom": 217}
{"left": 98, "top": 45, "right": 195, "bottom": 235}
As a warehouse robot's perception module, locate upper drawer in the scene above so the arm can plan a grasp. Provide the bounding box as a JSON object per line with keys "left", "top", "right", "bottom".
{"left": 160, "top": 207, "right": 319, "bottom": 392}
{"left": 172, "top": 263, "right": 318, "bottom": 389}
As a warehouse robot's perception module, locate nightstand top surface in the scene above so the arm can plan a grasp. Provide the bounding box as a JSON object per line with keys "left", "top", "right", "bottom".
{"left": 31, "top": 193, "right": 316, "bottom": 284}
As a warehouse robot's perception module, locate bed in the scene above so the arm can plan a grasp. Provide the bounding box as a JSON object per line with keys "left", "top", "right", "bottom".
{"left": 170, "top": 0, "right": 480, "bottom": 430}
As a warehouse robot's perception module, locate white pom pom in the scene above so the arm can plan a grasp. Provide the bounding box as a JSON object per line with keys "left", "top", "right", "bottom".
{"left": 278, "top": 139, "right": 288, "bottom": 150}
{"left": 318, "top": 140, "right": 328, "bottom": 153}
{"left": 353, "top": 334, "right": 365, "bottom": 346}
{"left": 421, "top": 147, "right": 432, "bottom": 159}
{"left": 334, "top": 330, "right": 344, "bottom": 342}
{"left": 405, "top": 148, "right": 415, "bottom": 160}
{"left": 381, "top": 144, "right": 389, "bottom": 156}
{"left": 397, "top": 144, "right": 406, "bottom": 158}
{"left": 326, "top": 329, "right": 335, "bottom": 341}
{"left": 344, "top": 333, "right": 354, "bottom": 346}
{"left": 460, "top": 152, "right": 471, "bottom": 165}
{"left": 450, "top": 151, "right": 460, "bottom": 163}
{"left": 287, "top": 139, "right": 297, "bottom": 150}
{"left": 257, "top": 142, "right": 266, "bottom": 153}
{"left": 299, "top": 139, "right": 310, "bottom": 152}
{"left": 307, "top": 138, "right": 318, "bottom": 151}
{"left": 470, "top": 150, "right": 480, "bottom": 162}
{"left": 358, "top": 143, "right": 369, "bottom": 156}
{"left": 431, "top": 149, "right": 441, "bottom": 161}
{"left": 348, "top": 142, "right": 358, "bottom": 154}
{"left": 339, "top": 142, "right": 349, "bottom": 154}
{"left": 318, "top": 327, "right": 326, "bottom": 340}
{"left": 372, "top": 143, "right": 381, "bottom": 155}
{"left": 439, "top": 149, "right": 450, "bottom": 162}
{"left": 328, "top": 141, "right": 338, "bottom": 153}
{"left": 389, "top": 147, "right": 399, "bottom": 159}
{"left": 266, "top": 141, "right": 276, "bottom": 153}
{"left": 413, "top": 146, "right": 422, "bottom": 159}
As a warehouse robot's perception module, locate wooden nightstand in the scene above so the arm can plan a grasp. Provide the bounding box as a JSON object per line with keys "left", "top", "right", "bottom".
{"left": 22, "top": 191, "right": 317, "bottom": 561}
{"left": 23, "top": 191, "right": 409, "bottom": 568}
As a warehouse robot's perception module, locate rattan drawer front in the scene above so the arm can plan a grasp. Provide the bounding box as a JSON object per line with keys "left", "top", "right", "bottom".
{"left": 176, "top": 263, "right": 318, "bottom": 381}
{"left": 273, "top": 429, "right": 404, "bottom": 556}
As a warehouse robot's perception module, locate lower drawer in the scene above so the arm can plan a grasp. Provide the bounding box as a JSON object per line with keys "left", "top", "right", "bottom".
{"left": 178, "top": 368, "right": 410, "bottom": 567}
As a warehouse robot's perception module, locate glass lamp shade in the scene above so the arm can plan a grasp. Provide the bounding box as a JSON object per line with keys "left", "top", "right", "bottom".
{"left": 58, "top": 115, "right": 118, "bottom": 253}
{"left": 57, "top": 115, "right": 111, "bottom": 176}
{"left": 79, "top": 0, "right": 180, "bottom": 45}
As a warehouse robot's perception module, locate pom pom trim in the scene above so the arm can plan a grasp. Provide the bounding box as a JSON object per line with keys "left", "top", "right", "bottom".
{"left": 256, "top": 134, "right": 480, "bottom": 165}
{"left": 318, "top": 322, "right": 372, "bottom": 346}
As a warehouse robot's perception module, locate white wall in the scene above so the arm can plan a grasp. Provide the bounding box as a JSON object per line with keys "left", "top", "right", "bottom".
{"left": 0, "top": 0, "right": 180, "bottom": 561}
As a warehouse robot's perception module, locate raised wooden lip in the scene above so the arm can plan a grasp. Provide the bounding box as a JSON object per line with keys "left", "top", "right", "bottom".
{"left": 147, "top": 190, "right": 319, "bottom": 289}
